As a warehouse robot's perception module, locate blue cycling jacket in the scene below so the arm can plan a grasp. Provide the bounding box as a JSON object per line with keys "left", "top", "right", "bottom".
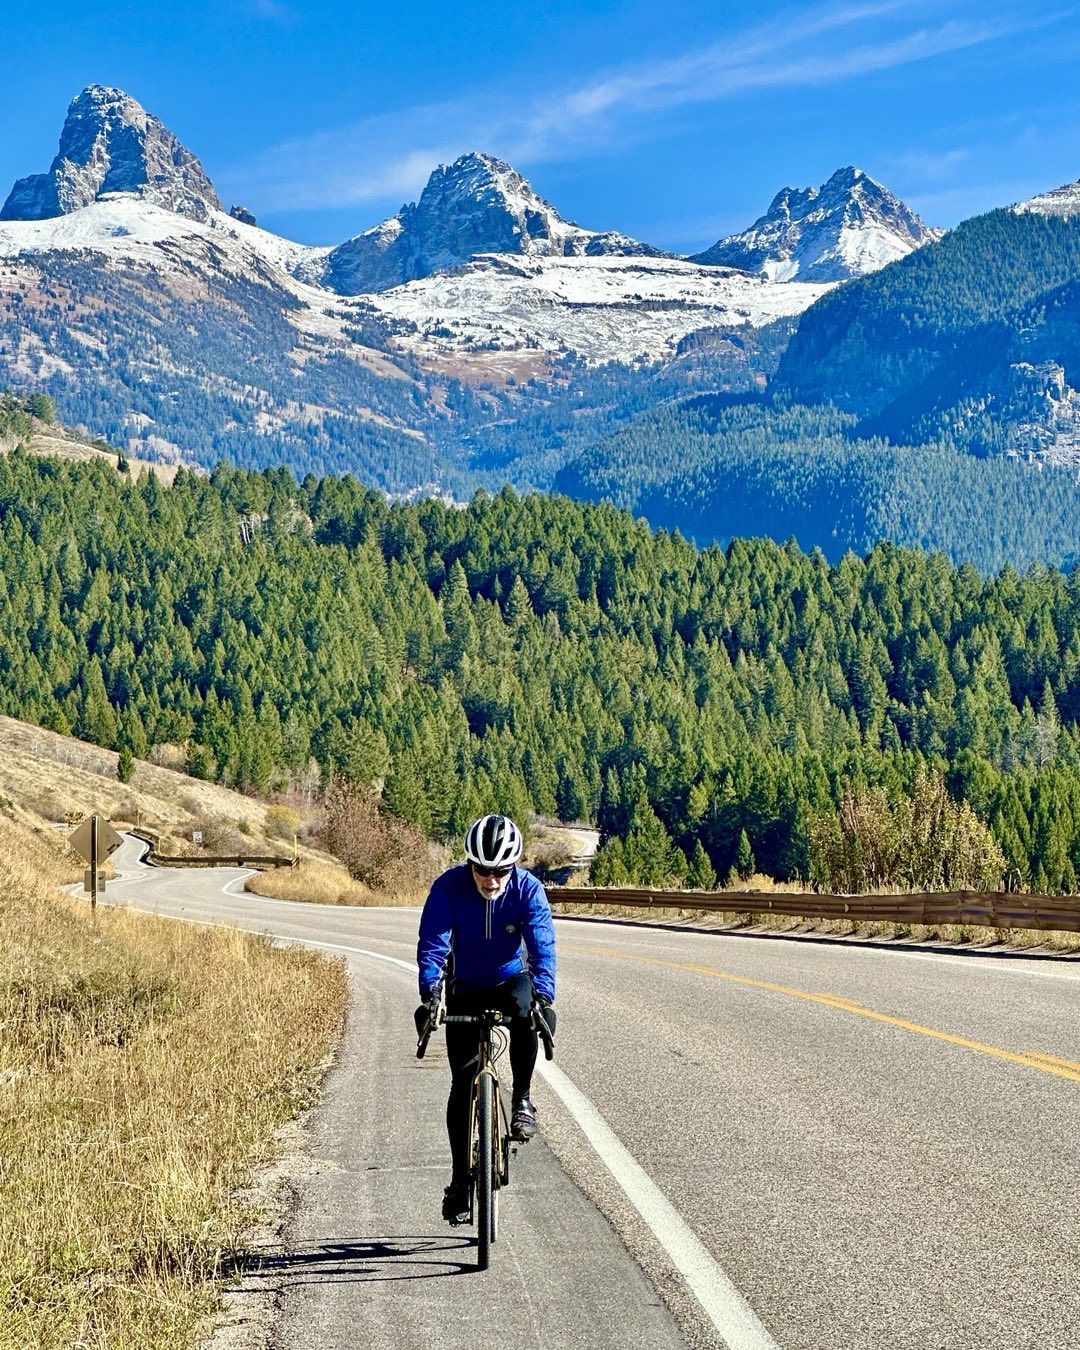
{"left": 416, "top": 864, "right": 556, "bottom": 1004}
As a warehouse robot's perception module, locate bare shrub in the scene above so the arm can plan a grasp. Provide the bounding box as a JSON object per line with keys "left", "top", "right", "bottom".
{"left": 147, "top": 743, "right": 188, "bottom": 770}
{"left": 810, "top": 769, "right": 1006, "bottom": 893}
{"left": 524, "top": 837, "right": 576, "bottom": 884}
{"left": 320, "top": 776, "right": 436, "bottom": 892}
{"left": 28, "top": 790, "right": 70, "bottom": 822}
{"left": 160, "top": 817, "right": 251, "bottom": 857}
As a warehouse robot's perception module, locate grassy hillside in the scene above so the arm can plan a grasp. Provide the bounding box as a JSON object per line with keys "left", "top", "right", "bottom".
{"left": 0, "top": 720, "right": 348, "bottom": 1349}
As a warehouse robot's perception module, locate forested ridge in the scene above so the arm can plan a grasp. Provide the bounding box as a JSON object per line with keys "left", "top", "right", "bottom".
{"left": 558, "top": 210, "right": 1080, "bottom": 562}
{"left": 775, "top": 208, "right": 1080, "bottom": 435}
{"left": 556, "top": 397, "right": 1080, "bottom": 571}
{"left": 5, "top": 452, "right": 1080, "bottom": 890}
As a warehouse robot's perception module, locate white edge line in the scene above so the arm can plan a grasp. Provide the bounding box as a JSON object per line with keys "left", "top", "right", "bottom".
{"left": 116, "top": 902, "right": 778, "bottom": 1350}
{"left": 537, "top": 1058, "right": 778, "bottom": 1350}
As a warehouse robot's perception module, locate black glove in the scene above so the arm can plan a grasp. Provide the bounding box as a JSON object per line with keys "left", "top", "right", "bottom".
{"left": 414, "top": 1004, "right": 430, "bottom": 1039}
{"left": 536, "top": 998, "right": 556, "bottom": 1038}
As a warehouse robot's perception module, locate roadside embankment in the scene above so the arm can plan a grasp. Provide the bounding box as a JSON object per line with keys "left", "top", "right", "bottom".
{"left": 0, "top": 812, "right": 347, "bottom": 1349}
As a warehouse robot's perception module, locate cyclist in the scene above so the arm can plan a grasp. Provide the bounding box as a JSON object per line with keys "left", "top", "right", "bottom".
{"left": 416, "top": 813, "right": 557, "bottom": 1224}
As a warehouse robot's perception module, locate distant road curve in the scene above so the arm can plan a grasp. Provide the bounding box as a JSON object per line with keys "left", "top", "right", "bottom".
{"left": 104, "top": 836, "right": 1080, "bottom": 1350}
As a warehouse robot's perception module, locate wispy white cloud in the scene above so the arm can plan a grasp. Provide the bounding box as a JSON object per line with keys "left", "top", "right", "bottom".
{"left": 891, "top": 148, "right": 970, "bottom": 182}
{"left": 223, "top": 0, "right": 1064, "bottom": 219}
{"left": 244, "top": 0, "right": 298, "bottom": 25}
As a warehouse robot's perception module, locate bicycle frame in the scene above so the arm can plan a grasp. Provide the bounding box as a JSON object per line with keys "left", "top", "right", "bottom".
{"left": 444, "top": 1009, "right": 511, "bottom": 1269}
{"left": 416, "top": 996, "right": 553, "bottom": 1271}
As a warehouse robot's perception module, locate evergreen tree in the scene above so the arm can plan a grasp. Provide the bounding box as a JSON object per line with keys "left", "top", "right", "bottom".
{"left": 686, "top": 840, "right": 717, "bottom": 890}
{"left": 117, "top": 745, "right": 134, "bottom": 783}
{"left": 735, "top": 828, "right": 755, "bottom": 880}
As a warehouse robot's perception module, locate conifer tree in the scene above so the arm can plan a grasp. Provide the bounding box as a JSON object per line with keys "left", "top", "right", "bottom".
{"left": 735, "top": 829, "right": 755, "bottom": 880}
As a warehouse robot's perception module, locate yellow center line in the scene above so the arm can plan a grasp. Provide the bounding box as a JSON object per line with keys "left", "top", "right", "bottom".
{"left": 579, "top": 944, "right": 1080, "bottom": 1085}
{"left": 1021, "top": 1051, "right": 1080, "bottom": 1072}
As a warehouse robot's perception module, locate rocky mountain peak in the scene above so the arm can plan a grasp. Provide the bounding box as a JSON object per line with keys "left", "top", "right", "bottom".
{"left": 0, "top": 84, "right": 221, "bottom": 223}
{"left": 323, "top": 151, "right": 666, "bottom": 296}
{"left": 692, "top": 166, "right": 939, "bottom": 283}
{"left": 1015, "top": 178, "right": 1080, "bottom": 219}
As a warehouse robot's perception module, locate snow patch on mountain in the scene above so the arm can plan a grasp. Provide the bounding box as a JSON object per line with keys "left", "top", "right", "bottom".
{"left": 692, "top": 167, "right": 940, "bottom": 282}
{"left": 0, "top": 197, "right": 365, "bottom": 360}
{"left": 0, "top": 192, "right": 834, "bottom": 369}
{"left": 367, "top": 252, "right": 834, "bottom": 365}
{"left": 1015, "top": 180, "right": 1080, "bottom": 218}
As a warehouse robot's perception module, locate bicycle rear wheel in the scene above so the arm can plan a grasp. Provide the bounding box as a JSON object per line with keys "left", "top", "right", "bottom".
{"left": 477, "top": 1073, "right": 495, "bottom": 1269}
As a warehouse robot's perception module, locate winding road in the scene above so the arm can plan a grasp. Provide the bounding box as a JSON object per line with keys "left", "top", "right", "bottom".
{"left": 101, "top": 837, "right": 1080, "bottom": 1350}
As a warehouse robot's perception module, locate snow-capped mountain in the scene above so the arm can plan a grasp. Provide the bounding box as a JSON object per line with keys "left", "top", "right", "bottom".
{"left": 0, "top": 85, "right": 949, "bottom": 488}
{"left": 0, "top": 87, "right": 839, "bottom": 376}
{"left": 321, "top": 152, "right": 669, "bottom": 295}
{"left": 1014, "top": 179, "right": 1080, "bottom": 218}
{"left": 1, "top": 85, "right": 222, "bottom": 223}
{"left": 691, "top": 167, "right": 940, "bottom": 282}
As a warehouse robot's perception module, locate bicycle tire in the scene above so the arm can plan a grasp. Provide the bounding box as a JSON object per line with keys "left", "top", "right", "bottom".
{"left": 490, "top": 1093, "right": 501, "bottom": 1245}
{"left": 477, "top": 1073, "right": 495, "bottom": 1269}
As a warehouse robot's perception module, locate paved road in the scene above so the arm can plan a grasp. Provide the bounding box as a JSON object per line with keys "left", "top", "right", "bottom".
{"left": 103, "top": 839, "right": 1080, "bottom": 1350}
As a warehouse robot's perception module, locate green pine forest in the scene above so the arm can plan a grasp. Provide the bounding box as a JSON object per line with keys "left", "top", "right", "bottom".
{"left": 556, "top": 208, "right": 1080, "bottom": 571}
{"left": 555, "top": 396, "right": 1080, "bottom": 573}
{"left": 4, "top": 441, "right": 1080, "bottom": 892}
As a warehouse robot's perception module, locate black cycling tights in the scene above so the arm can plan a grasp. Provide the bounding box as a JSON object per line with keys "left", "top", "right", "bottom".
{"left": 445, "top": 971, "right": 537, "bottom": 1180}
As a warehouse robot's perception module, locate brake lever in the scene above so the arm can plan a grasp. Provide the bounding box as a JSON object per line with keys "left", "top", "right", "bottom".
{"left": 532, "top": 1004, "right": 555, "bottom": 1061}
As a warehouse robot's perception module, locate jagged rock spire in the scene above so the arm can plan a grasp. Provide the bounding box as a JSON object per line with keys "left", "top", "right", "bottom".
{"left": 1, "top": 85, "right": 221, "bottom": 222}
{"left": 323, "top": 151, "right": 666, "bottom": 295}
{"left": 691, "top": 166, "right": 940, "bottom": 282}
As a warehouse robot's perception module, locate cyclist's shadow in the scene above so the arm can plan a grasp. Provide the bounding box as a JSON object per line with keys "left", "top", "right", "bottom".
{"left": 236, "top": 1235, "right": 477, "bottom": 1285}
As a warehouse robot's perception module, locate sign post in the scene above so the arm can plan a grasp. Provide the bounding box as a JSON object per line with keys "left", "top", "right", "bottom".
{"left": 69, "top": 815, "right": 124, "bottom": 910}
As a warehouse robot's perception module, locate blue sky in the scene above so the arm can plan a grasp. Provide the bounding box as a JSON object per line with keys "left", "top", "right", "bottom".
{"left": 3, "top": 0, "right": 1080, "bottom": 251}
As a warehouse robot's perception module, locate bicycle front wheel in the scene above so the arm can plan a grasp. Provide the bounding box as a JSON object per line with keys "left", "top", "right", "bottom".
{"left": 476, "top": 1073, "right": 495, "bottom": 1270}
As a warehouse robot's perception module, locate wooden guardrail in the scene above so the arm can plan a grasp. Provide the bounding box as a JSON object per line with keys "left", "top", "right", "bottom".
{"left": 150, "top": 853, "right": 296, "bottom": 869}
{"left": 545, "top": 886, "right": 1080, "bottom": 934}
{"left": 129, "top": 829, "right": 295, "bottom": 870}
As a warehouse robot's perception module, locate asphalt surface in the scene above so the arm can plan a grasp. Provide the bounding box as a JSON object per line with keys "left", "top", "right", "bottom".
{"left": 101, "top": 838, "right": 1080, "bottom": 1350}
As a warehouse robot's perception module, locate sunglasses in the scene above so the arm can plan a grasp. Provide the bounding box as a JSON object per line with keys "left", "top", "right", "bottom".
{"left": 472, "top": 863, "right": 513, "bottom": 879}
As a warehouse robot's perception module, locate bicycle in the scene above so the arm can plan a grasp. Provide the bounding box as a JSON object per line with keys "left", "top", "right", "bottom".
{"left": 417, "top": 992, "right": 554, "bottom": 1270}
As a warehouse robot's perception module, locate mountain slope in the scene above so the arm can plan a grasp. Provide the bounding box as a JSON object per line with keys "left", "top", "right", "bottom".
{"left": 692, "top": 167, "right": 940, "bottom": 281}
{"left": 553, "top": 395, "right": 1080, "bottom": 570}
{"left": 773, "top": 207, "right": 1080, "bottom": 458}
{"left": 0, "top": 197, "right": 444, "bottom": 488}
{"left": 0, "top": 87, "right": 847, "bottom": 483}
{"left": 365, "top": 252, "right": 832, "bottom": 366}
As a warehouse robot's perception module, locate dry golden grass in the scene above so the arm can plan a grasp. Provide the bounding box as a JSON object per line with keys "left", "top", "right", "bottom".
{"left": 245, "top": 861, "right": 428, "bottom": 908}
{"left": 0, "top": 715, "right": 338, "bottom": 872}
{"left": 245, "top": 858, "right": 374, "bottom": 905}
{"left": 0, "top": 716, "right": 276, "bottom": 840}
{"left": 0, "top": 808, "right": 347, "bottom": 1349}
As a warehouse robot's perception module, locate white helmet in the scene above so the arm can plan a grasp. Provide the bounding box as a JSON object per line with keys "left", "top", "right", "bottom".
{"left": 464, "top": 815, "right": 523, "bottom": 869}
